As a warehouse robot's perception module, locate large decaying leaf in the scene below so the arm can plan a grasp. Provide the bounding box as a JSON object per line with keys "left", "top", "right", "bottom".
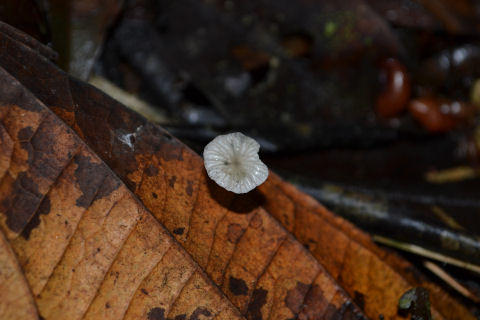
{"left": 0, "top": 24, "right": 364, "bottom": 320}
{"left": 0, "top": 64, "right": 244, "bottom": 319}
{"left": 0, "top": 23, "right": 476, "bottom": 320}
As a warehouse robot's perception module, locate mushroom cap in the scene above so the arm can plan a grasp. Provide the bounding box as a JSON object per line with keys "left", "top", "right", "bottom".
{"left": 203, "top": 132, "right": 269, "bottom": 194}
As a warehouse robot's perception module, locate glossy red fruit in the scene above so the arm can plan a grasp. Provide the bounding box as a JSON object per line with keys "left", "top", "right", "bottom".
{"left": 409, "top": 97, "right": 472, "bottom": 133}
{"left": 376, "top": 58, "right": 411, "bottom": 118}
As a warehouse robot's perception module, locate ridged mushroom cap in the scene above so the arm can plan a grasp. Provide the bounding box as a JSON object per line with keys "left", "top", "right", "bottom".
{"left": 203, "top": 132, "right": 269, "bottom": 194}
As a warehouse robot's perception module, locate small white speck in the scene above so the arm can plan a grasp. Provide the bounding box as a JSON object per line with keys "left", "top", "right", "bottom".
{"left": 450, "top": 102, "right": 461, "bottom": 114}
{"left": 118, "top": 133, "right": 135, "bottom": 149}
{"left": 117, "top": 126, "right": 143, "bottom": 150}
{"left": 224, "top": 73, "right": 250, "bottom": 97}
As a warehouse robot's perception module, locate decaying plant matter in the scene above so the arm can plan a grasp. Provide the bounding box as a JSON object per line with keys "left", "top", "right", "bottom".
{"left": 0, "top": 22, "right": 476, "bottom": 320}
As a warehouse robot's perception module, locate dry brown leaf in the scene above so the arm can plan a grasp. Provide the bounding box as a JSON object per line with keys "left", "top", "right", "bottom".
{"left": 259, "top": 176, "right": 475, "bottom": 319}
{"left": 0, "top": 229, "right": 37, "bottom": 320}
{"left": 0, "top": 66, "right": 243, "bottom": 320}
{"left": 0, "top": 23, "right": 476, "bottom": 320}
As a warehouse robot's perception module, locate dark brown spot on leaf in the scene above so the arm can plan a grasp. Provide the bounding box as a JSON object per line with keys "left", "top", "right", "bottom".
{"left": 229, "top": 276, "right": 248, "bottom": 296}
{"left": 186, "top": 180, "right": 193, "bottom": 196}
{"left": 173, "top": 227, "right": 185, "bottom": 235}
{"left": 250, "top": 214, "right": 263, "bottom": 229}
{"left": 227, "top": 223, "right": 244, "bottom": 243}
{"left": 246, "top": 288, "right": 268, "bottom": 320}
{"left": 297, "top": 284, "right": 328, "bottom": 319}
{"left": 168, "top": 176, "right": 177, "bottom": 188}
{"left": 30, "top": 114, "right": 76, "bottom": 180}
{"left": 74, "top": 155, "right": 106, "bottom": 208}
{"left": 3, "top": 172, "right": 42, "bottom": 233}
{"left": 21, "top": 195, "right": 51, "bottom": 239}
{"left": 141, "top": 288, "right": 149, "bottom": 295}
{"left": 17, "top": 126, "right": 33, "bottom": 141}
{"left": 19, "top": 140, "right": 34, "bottom": 166}
{"left": 145, "top": 164, "right": 159, "bottom": 177}
{"left": 14, "top": 172, "right": 41, "bottom": 197}
{"left": 285, "top": 281, "right": 310, "bottom": 314}
{"left": 148, "top": 307, "right": 165, "bottom": 320}
{"left": 190, "top": 307, "right": 212, "bottom": 320}
{"left": 152, "top": 192, "right": 158, "bottom": 199}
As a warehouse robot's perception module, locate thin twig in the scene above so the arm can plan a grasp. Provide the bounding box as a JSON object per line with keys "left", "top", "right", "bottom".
{"left": 373, "top": 235, "right": 480, "bottom": 274}
{"left": 423, "top": 260, "right": 480, "bottom": 303}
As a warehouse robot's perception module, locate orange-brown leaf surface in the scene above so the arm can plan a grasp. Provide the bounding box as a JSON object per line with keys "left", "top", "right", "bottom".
{"left": 0, "top": 229, "right": 37, "bottom": 320}
{"left": 0, "top": 51, "right": 243, "bottom": 320}
{"left": 0, "top": 23, "right": 475, "bottom": 320}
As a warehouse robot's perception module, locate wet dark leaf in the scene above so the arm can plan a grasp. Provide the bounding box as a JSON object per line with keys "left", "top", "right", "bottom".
{"left": 49, "top": 0, "right": 123, "bottom": 79}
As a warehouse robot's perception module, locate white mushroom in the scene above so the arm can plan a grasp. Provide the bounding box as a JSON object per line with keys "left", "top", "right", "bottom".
{"left": 203, "top": 132, "right": 269, "bottom": 194}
